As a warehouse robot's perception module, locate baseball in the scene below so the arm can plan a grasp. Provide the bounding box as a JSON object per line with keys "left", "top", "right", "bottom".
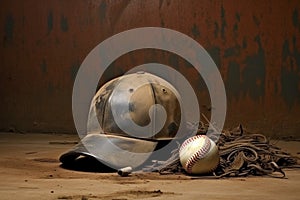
{"left": 179, "top": 135, "right": 220, "bottom": 175}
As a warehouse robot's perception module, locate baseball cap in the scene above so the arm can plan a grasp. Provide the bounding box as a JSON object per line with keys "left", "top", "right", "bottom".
{"left": 59, "top": 72, "right": 184, "bottom": 169}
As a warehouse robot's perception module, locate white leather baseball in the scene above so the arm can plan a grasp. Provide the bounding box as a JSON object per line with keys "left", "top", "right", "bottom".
{"left": 179, "top": 135, "right": 220, "bottom": 175}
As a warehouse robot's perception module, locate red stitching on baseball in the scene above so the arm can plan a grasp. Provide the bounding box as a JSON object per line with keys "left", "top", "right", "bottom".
{"left": 179, "top": 135, "right": 206, "bottom": 153}
{"left": 184, "top": 136, "right": 211, "bottom": 174}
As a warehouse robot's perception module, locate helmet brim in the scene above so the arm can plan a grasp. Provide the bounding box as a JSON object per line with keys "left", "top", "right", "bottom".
{"left": 59, "top": 133, "right": 158, "bottom": 170}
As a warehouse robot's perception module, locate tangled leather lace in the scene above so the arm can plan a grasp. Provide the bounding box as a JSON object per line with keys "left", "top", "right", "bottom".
{"left": 143, "top": 122, "right": 300, "bottom": 178}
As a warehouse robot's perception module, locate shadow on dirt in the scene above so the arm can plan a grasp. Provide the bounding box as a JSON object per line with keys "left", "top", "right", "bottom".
{"left": 60, "top": 155, "right": 116, "bottom": 173}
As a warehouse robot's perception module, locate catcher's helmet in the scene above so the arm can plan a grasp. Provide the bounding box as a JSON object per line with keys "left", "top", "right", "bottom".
{"left": 60, "top": 72, "right": 183, "bottom": 169}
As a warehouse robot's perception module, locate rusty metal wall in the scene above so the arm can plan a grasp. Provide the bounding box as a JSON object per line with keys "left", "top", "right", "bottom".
{"left": 0, "top": 0, "right": 299, "bottom": 138}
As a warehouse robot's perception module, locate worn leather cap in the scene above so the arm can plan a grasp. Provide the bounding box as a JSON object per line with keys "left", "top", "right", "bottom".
{"left": 59, "top": 72, "right": 182, "bottom": 169}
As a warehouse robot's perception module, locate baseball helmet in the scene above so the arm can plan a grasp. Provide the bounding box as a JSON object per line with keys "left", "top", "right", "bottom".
{"left": 59, "top": 71, "right": 184, "bottom": 169}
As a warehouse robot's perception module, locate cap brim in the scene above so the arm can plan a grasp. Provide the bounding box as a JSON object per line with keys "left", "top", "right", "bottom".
{"left": 59, "top": 133, "right": 158, "bottom": 169}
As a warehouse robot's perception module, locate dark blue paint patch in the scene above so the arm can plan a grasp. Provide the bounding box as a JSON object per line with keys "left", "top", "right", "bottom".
{"left": 60, "top": 15, "right": 68, "bottom": 32}
{"left": 293, "top": 36, "right": 300, "bottom": 68}
{"left": 233, "top": 23, "right": 238, "bottom": 35}
{"left": 233, "top": 13, "right": 239, "bottom": 37}
{"left": 207, "top": 46, "right": 221, "bottom": 67}
{"left": 235, "top": 13, "right": 240, "bottom": 22}
{"left": 224, "top": 46, "right": 241, "bottom": 58}
{"left": 220, "top": 4, "right": 227, "bottom": 40}
{"left": 4, "top": 14, "right": 14, "bottom": 46}
{"left": 47, "top": 11, "right": 53, "bottom": 34}
{"left": 214, "top": 22, "right": 219, "bottom": 38}
{"left": 281, "top": 67, "right": 299, "bottom": 108}
{"left": 99, "top": 1, "right": 107, "bottom": 22}
{"left": 282, "top": 39, "right": 290, "bottom": 61}
{"left": 226, "top": 61, "right": 240, "bottom": 98}
{"left": 292, "top": 8, "right": 299, "bottom": 28}
{"left": 241, "top": 35, "right": 265, "bottom": 100}
{"left": 70, "top": 62, "right": 80, "bottom": 81}
{"left": 191, "top": 24, "right": 200, "bottom": 38}
{"left": 40, "top": 59, "right": 47, "bottom": 74}
{"left": 280, "top": 37, "right": 300, "bottom": 108}
{"left": 253, "top": 15, "right": 260, "bottom": 26}
{"left": 282, "top": 36, "right": 300, "bottom": 68}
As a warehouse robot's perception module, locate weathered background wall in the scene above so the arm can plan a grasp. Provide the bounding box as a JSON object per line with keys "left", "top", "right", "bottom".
{"left": 0, "top": 0, "right": 299, "bottom": 138}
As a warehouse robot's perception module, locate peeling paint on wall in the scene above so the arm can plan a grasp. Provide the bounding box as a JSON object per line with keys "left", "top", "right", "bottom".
{"left": 3, "top": 14, "right": 14, "bottom": 46}
{"left": 47, "top": 11, "right": 53, "bottom": 34}
{"left": 242, "top": 35, "right": 265, "bottom": 100}
{"left": 226, "top": 61, "right": 240, "bottom": 98}
{"left": 191, "top": 24, "right": 200, "bottom": 38}
{"left": 60, "top": 15, "right": 69, "bottom": 32}
{"left": 0, "top": 0, "right": 300, "bottom": 137}
{"left": 292, "top": 8, "right": 299, "bottom": 29}
{"left": 207, "top": 46, "right": 221, "bottom": 68}
{"left": 281, "top": 36, "right": 300, "bottom": 107}
{"left": 220, "top": 4, "right": 227, "bottom": 40}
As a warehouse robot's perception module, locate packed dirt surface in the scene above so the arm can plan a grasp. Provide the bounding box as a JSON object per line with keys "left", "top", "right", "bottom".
{"left": 0, "top": 133, "right": 299, "bottom": 200}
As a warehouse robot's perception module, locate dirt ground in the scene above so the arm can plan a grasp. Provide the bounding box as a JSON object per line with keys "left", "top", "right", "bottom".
{"left": 0, "top": 132, "right": 299, "bottom": 200}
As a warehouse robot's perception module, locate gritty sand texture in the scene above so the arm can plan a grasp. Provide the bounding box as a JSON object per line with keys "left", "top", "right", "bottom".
{"left": 0, "top": 133, "right": 299, "bottom": 200}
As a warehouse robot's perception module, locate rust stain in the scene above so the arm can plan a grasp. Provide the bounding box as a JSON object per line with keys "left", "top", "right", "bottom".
{"left": 0, "top": 0, "right": 299, "bottom": 137}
